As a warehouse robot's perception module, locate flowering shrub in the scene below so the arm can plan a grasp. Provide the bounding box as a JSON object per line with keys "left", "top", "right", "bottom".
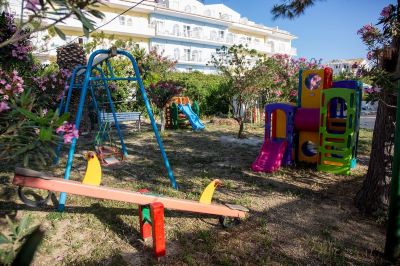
{"left": 0, "top": 12, "right": 32, "bottom": 67}
{"left": 146, "top": 80, "right": 183, "bottom": 109}
{"left": 32, "top": 67, "right": 71, "bottom": 109}
{"left": 0, "top": 13, "right": 70, "bottom": 167}
{"left": 267, "top": 54, "right": 321, "bottom": 102}
{"left": 0, "top": 69, "right": 24, "bottom": 112}
{"left": 146, "top": 80, "right": 183, "bottom": 131}
{"left": 56, "top": 122, "right": 79, "bottom": 144}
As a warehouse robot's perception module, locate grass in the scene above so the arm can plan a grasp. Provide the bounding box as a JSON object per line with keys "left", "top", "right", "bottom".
{"left": 0, "top": 120, "right": 388, "bottom": 265}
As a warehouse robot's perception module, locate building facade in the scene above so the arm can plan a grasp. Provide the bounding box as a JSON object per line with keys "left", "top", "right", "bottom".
{"left": 7, "top": 0, "right": 297, "bottom": 73}
{"left": 325, "top": 58, "right": 371, "bottom": 76}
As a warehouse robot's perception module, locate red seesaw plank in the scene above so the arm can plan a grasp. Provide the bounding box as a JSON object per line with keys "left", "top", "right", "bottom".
{"left": 13, "top": 175, "right": 246, "bottom": 218}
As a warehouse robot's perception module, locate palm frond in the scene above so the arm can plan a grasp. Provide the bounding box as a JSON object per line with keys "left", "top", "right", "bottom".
{"left": 272, "top": 0, "right": 322, "bottom": 20}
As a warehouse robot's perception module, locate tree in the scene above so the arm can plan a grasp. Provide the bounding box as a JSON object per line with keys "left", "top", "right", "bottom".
{"left": 211, "top": 45, "right": 265, "bottom": 138}
{"left": 0, "top": 0, "right": 104, "bottom": 49}
{"left": 271, "top": 0, "right": 322, "bottom": 20}
{"left": 146, "top": 80, "right": 183, "bottom": 131}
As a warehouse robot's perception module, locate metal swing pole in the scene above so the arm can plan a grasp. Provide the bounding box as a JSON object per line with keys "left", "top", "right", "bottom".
{"left": 54, "top": 66, "right": 86, "bottom": 165}
{"left": 58, "top": 59, "right": 96, "bottom": 211}
{"left": 119, "top": 50, "right": 178, "bottom": 189}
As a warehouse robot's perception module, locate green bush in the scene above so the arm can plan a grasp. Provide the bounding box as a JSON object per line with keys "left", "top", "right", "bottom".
{"left": 169, "top": 71, "right": 229, "bottom": 116}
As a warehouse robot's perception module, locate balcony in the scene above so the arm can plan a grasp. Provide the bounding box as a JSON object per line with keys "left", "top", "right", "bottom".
{"left": 176, "top": 55, "right": 207, "bottom": 66}
{"left": 54, "top": 13, "right": 155, "bottom": 38}
{"left": 154, "top": 27, "right": 231, "bottom": 46}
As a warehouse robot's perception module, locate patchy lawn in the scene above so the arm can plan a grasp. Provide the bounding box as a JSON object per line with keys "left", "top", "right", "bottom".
{"left": 0, "top": 120, "right": 387, "bottom": 265}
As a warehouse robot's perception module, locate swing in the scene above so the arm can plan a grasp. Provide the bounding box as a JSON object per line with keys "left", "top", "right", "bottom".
{"left": 94, "top": 116, "right": 124, "bottom": 167}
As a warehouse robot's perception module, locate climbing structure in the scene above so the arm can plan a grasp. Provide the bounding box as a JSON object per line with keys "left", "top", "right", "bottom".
{"left": 165, "top": 96, "right": 204, "bottom": 130}
{"left": 252, "top": 67, "right": 362, "bottom": 175}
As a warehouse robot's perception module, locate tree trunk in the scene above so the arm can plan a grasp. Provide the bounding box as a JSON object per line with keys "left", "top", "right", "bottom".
{"left": 355, "top": 92, "right": 397, "bottom": 213}
{"left": 160, "top": 108, "right": 165, "bottom": 132}
{"left": 237, "top": 118, "right": 245, "bottom": 139}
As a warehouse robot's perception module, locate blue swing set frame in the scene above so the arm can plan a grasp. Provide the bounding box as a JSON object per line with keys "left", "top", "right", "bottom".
{"left": 55, "top": 48, "right": 178, "bottom": 211}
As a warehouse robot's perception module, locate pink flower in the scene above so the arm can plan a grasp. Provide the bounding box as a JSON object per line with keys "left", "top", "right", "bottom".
{"left": 56, "top": 122, "right": 80, "bottom": 144}
{"left": 0, "top": 101, "right": 10, "bottom": 112}
{"left": 290, "top": 90, "right": 297, "bottom": 96}
{"left": 26, "top": 0, "right": 40, "bottom": 11}
{"left": 275, "top": 90, "right": 283, "bottom": 97}
{"left": 381, "top": 5, "right": 393, "bottom": 18}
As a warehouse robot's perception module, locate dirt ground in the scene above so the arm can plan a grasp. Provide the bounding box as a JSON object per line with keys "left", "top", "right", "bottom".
{"left": 0, "top": 120, "right": 390, "bottom": 265}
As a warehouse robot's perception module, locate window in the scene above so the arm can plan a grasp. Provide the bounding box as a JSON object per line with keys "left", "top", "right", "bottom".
{"left": 210, "top": 30, "right": 217, "bottom": 40}
{"left": 183, "top": 25, "right": 191, "bottom": 37}
{"left": 119, "top": 16, "right": 125, "bottom": 26}
{"left": 193, "top": 27, "right": 202, "bottom": 38}
{"left": 192, "top": 50, "right": 199, "bottom": 62}
{"left": 173, "top": 24, "right": 179, "bottom": 36}
{"left": 174, "top": 48, "right": 180, "bottom": 60}
{"left": 246, "top": 37, "right": 252, "bottom": 43}
{"left": 187, "top": 67, "right": 193, "bottom": 72}
{"left": 127, "top": 18, "right": 133, "bottom": 27}
{"left": 218, "top": 30, "right": 225, "bottom": 40}
{"left": 184, "top": 49, "right": 191, "bottom": 61}
{"left": 227, "top": 33, "right": 234, "bottom": 43}
{"left": 185, "top": 5, "right": 191, "bottom": 13}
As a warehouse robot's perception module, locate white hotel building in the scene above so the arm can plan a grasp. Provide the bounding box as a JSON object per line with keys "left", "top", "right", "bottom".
{"left": 8, "top": 0, "right": 297, "bottom": 73}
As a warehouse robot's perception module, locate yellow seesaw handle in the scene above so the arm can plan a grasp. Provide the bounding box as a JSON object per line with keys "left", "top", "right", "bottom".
{"left": 82, "top": 152, "right": 102, "bottom": 186}
{"left": 199, "top": 179, "right": 222, "bottom": 204}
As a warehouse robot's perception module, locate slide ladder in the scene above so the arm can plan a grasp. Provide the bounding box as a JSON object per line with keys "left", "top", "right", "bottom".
{"left": 318, "top": 88, "right": 356, "bottom": 174}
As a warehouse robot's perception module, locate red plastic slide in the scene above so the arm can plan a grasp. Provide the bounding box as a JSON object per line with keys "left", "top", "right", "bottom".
{"left": 251, "top": 140, "right": 287, "bottom": 173}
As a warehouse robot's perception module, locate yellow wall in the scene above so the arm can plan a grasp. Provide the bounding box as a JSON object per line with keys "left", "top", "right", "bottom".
{"left": 300, "top": 69, "right": 325, "bottom": 108}
{"left": 94, "top": 6, "right": 149, "bottom": 19}
{"left": 298, "top": 131, "right": 319, "bottom": 163}
{"left": 275, "top": 109, "right": 286, "bottom": 138}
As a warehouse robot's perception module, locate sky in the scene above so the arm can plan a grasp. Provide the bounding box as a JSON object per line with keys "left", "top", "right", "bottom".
{"left": 204, "top": 0, "right": 395, "bottom": 62}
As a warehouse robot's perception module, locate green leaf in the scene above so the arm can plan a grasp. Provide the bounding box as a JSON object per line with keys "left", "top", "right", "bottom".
{"left": 53, "top": 26, "right": 66, "bottom": 40}
{"left": 11, "top": 226, "right": 44, "bottom": 266}
{"left": 16, "top": 216, "right": 31, "bottom": 237}
{"left": 0, "top": 233, "right": 11, "bottom": 244}
{"left": 15, "top": 108, "right": 41, "bottom": 123}
{"left": 39, "top": 127, "right": 52, "bottom": 141}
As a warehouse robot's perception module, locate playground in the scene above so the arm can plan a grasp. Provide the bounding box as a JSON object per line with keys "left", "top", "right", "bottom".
{"left": 0, "top": 121, "right": 387, "bottom": 265}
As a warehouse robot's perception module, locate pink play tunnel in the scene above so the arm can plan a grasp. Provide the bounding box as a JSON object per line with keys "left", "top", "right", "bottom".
{"left": 251, "top": 140, "right": 287, "bottom": 173}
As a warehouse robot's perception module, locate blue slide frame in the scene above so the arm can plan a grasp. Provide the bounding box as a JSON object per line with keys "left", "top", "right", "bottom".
{"left": 56, "top": 49, "right": 178, "bottom": 211}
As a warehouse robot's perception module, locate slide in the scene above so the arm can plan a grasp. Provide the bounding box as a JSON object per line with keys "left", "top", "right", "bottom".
{"left": 178, "top": 103, "right": 205, "bottom": 131}
{"left": 251, "top": 140, "right": 287, "bottom": 173}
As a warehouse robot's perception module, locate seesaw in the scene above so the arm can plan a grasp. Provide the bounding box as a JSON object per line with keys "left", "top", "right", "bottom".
{"left": 13, "top": 153, "right": 248, "bottom": 258}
